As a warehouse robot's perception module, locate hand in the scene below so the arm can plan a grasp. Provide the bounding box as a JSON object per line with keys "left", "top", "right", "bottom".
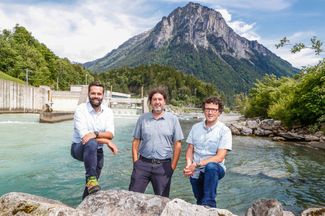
{"left": 183, "top": 163, "right": 196, "bottom": 177}
{"left": 82, "top": 132, "right": 96, "bottom": 144}
{"left": 106, "top": 140, "right": 118, "bottom": 154}
{"left": 171, "top": 163, "right": 177, "bottom": 171}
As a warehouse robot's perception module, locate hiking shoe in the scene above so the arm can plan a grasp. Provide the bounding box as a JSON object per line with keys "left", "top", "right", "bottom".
{"left": 86, "top": 176, "right": 101, "bottom": 194}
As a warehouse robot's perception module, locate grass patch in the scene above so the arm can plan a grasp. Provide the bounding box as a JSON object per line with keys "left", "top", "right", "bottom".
{"left": 0, "top": 71, "right": 25, "bottom": 84}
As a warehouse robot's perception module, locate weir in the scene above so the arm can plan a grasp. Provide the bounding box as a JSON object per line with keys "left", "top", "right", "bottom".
{"left": 0, "top": 79, "right": 147, "bottom": 122}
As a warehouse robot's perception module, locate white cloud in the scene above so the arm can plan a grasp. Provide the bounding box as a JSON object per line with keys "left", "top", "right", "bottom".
{"left": 0, "top": 0, "right": 156, "bottom": 63}
{"left": 215, "top": 8, "right": 324, "bottom": 68}
{"left": 216, "top": 8, "right": 260, "bottom": 41}
{"left": 273, "top": 48, "right": 323, "bottom": 68}
{"left": 264, "top": 32, "right": 324, "bottom": 68}
{"left": 162, "top": 0, "right": 294, "bottom": 11}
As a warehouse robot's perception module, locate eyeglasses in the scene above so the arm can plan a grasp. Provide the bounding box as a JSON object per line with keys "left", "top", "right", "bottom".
{"left": 204, "top": 108, "right": 219, "bottom": 113}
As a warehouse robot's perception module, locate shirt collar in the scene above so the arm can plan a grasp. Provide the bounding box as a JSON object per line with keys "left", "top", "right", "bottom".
{"left": 86, "top": 101, "right": 103, "bottom": 114}
{"left": 150, "top": 111, "right": 166, "bottom": 120}
{"left": 203, "top": 120, "right": 219, "bottom": 132}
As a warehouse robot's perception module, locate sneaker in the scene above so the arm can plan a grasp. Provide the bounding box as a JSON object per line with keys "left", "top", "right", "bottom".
{"left": 86, "top": 176, "right": 101, "bottom": 194}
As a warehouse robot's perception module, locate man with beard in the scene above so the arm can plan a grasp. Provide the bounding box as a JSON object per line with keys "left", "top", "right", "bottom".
{"left": 183, "top": 97, "right": 232, "bottom": 208}
{"left": 128, "top": 87, "right": 184, "bottom": 197}
{"left": 71, "top": 81, "right": 118, "bottom": 199}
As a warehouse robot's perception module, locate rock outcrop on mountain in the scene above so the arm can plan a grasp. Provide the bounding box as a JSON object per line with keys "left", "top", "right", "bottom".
{"left": 84, "top": 2, "right": 297, "bottom": 99}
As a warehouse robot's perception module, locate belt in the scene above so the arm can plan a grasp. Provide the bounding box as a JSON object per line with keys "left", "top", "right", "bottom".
{"left": 140, "top": 155, "right": 171, "bottom": 164}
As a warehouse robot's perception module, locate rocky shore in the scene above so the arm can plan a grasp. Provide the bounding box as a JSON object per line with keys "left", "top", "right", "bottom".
{"left": 1, "top": 190, "right": 324, "bottom": 216}
{"left": 226, "top": 118, "right": 325, "bottom": 150}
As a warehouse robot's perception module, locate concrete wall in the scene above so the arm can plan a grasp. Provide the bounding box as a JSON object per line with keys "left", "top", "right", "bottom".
{"left": 0, "top": 79, "right": 146, "bottom": 115}
{"left": 0, "top": 79, "right": 49, "bottom": 113}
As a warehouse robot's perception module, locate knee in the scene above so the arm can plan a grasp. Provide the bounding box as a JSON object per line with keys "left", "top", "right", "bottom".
{"left": 84, "top": 139, "right": 98, "bottom": 151}
{"left": 205, "top": 162, "right": 219, "bottom": 172}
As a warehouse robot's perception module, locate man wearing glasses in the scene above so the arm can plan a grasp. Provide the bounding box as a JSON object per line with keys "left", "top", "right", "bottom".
{"left": 183, "top": 96, "right": 232, "bottom": 208}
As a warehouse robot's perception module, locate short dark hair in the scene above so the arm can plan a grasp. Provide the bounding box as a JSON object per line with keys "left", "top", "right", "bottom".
{"left": 148, "top": 87, "right": 168, "bottom": 104}
{"left": 202, "top": 96, "right": 224, "bottom": 113}
{"left": 88, "top": 81, "right": 105, "bottom": 94}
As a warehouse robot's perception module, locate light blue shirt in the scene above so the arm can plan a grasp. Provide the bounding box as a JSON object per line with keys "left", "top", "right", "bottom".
{"left": 133, "top": 111, "right": 184, "bottom": 160}
{"left": 72, "top": 102, "right": 114, "bottom": 148}
{"left": 186, "top": 120, "right": 232, "bottom": 178}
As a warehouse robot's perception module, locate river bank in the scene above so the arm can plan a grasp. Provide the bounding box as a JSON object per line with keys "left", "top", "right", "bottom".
{"left": 2, "top": 190, "right": 323, "bottom": 216}
{"left": 168, "top": 105, "right": 325, "bottom": 150}
{"left": 227, "top": 118, "right": 325, "bottom": 150}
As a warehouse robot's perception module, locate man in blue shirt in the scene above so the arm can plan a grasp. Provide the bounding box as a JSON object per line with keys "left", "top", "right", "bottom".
{"left": 129, "top": 87, "right": 184, "bottom": 197}
{"left": 71, "top": 81, "right": 117, "bottom": 199}
{"left": 183, "top": 96, "right": 232, "bottom": 208}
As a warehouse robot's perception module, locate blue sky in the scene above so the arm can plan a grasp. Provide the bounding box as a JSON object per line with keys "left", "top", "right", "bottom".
{"left": 0, "top": 0, "right": 324, "bottom": 68}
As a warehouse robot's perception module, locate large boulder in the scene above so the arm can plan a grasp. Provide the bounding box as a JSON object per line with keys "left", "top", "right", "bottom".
{"left": 246, "top": 120, "right": 259, "bottom": 129}
{"left": 259, "top": 119, "right": 282, "bottom": 131}
{"left": 77, "top": 190, "right": 170, "bottom": 216}
{"left": 241, "top": 127, "right": 253, "bottom": 136}
{"left": 161, "top": 198, "right": 236, "bottom": 216}
{"left": 301, "top": 207, "right": 325, "bottom": 216}
{"left": 278, "top": 132, "right": 305, "bottom": 141}
{"left": 245, "top": 199, "right": 283, "bottom": 216}
{"left": 0, "top": 192, "right": 85, "bottom": 216}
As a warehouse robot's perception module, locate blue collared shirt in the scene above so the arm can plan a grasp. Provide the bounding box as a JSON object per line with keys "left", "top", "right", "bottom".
{"left": 72, "top": 102, "right": 114, "bottom": 148}
{"left": 133, "top": 111, "right": 184, "bottom": 160}
{"left": 186, "top": 120, "right": 232, "bottom": 178}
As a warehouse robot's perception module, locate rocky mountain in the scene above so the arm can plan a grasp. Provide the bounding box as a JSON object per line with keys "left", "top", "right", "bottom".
{"left": 84, "top": 2, "right": 297, "bottom": 98}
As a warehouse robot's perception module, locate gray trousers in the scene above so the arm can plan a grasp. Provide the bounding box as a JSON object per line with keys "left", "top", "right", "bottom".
{"left": 128, "top": 157, "right": 174, "bottom": 197}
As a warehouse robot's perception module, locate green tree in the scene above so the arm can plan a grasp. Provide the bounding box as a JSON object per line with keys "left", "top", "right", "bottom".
{"left": 275, "top": 36, "right": 323, "bottom": 55}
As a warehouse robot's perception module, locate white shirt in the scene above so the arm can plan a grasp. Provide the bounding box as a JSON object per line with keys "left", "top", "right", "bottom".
{"left": 72, "top": 102, "right": 114, "bottom": 147}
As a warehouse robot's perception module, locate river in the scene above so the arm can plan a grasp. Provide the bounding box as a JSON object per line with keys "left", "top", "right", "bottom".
{"left": 0, "top": 113, "right": 324, "bottom": 215}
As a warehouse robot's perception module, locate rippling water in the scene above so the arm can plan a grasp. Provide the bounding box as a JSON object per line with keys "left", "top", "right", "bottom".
{"left": 0, "top": 113, "right": 324, "bottom": 215}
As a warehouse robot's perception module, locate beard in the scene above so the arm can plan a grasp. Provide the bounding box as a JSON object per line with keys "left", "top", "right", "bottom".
{"left": 152, "top": 106, "right": 164, "bottom": 113}
{"left": 89, "top": 97, "right": 103, "bottom": 108}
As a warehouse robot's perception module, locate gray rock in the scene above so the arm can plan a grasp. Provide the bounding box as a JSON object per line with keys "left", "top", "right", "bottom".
{"left": 320, "top": 136, "right": 325, "bottom": 143}
{"left": 254, "top": 128, "right": 273, "bottom": 136}
{"left": 314, "top": 131, "right": 324, "bottom": 137}
{"left": 231, "top": 122, "right": 246, "bottom": 130}
{"left": 0, "top": 192, "right": 85, "bottom": 216}
{"left": 278, "top": 132, "right": 305, "bottom": 141}
{"left": 77, "top": 190, "right": 170, "bottom": 216}
{"left": 283, "top": 211, "right": 295, "bottom": 216}
{"left": 229, "top": 125, "right": 241, "bottom": 135}
{"left": 304, "top": 135, "right": 320, "bottom": 142}
{"left": 272, "top": 136, "right": 286, "bottom": 141}
{"left": 301, "top": 207, "right": 325, "bottom": 216}
{"left": 245, "top": 199, "right": 283, "bottom": 216}
{"left": 246, "top": 120, "right": 259, "bottom": 129}
{"left": 161, "top": 198, "right": 237, "bottom": 216}
{"left": 259, "top": 119, "right": 276, "bottom": 130}
{"left": 241, "top": 127, "right": 253, "bottom": 136}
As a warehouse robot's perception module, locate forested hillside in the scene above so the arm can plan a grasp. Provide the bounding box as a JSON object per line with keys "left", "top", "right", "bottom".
{"left": 94, "top": 64, "right": 219, "bottom": 106}
{"left": 0, "top": 25, "right": 91, "bottom": 90}
{"left": 239, "top": 60, "right": 325, "bottom": 129}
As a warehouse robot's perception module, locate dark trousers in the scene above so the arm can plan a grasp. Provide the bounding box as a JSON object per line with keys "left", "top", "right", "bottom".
{"left": 190, "top": 162, "right": 225, "bottom": 208}
{"left": 128, "top": 157, "right": 174, "bottom": 197}
{"left": 71, "top": 139, "right": 104, "bottom": 199}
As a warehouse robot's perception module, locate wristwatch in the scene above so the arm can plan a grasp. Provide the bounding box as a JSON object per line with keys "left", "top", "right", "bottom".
{"left": 94, "top": 131, "right": 99, "bottom": 138}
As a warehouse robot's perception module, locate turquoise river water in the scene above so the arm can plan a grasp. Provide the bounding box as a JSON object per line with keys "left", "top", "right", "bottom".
{"left": 0, "top": 113, "right": 324, "bottom": 215}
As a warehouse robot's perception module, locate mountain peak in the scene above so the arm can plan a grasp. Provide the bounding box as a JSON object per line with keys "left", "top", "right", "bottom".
{"left": 151, "top": 1, "right": 258, "bottom": 59}
{"left": 84, "top": 2, "right": 295, "bottom": 100}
